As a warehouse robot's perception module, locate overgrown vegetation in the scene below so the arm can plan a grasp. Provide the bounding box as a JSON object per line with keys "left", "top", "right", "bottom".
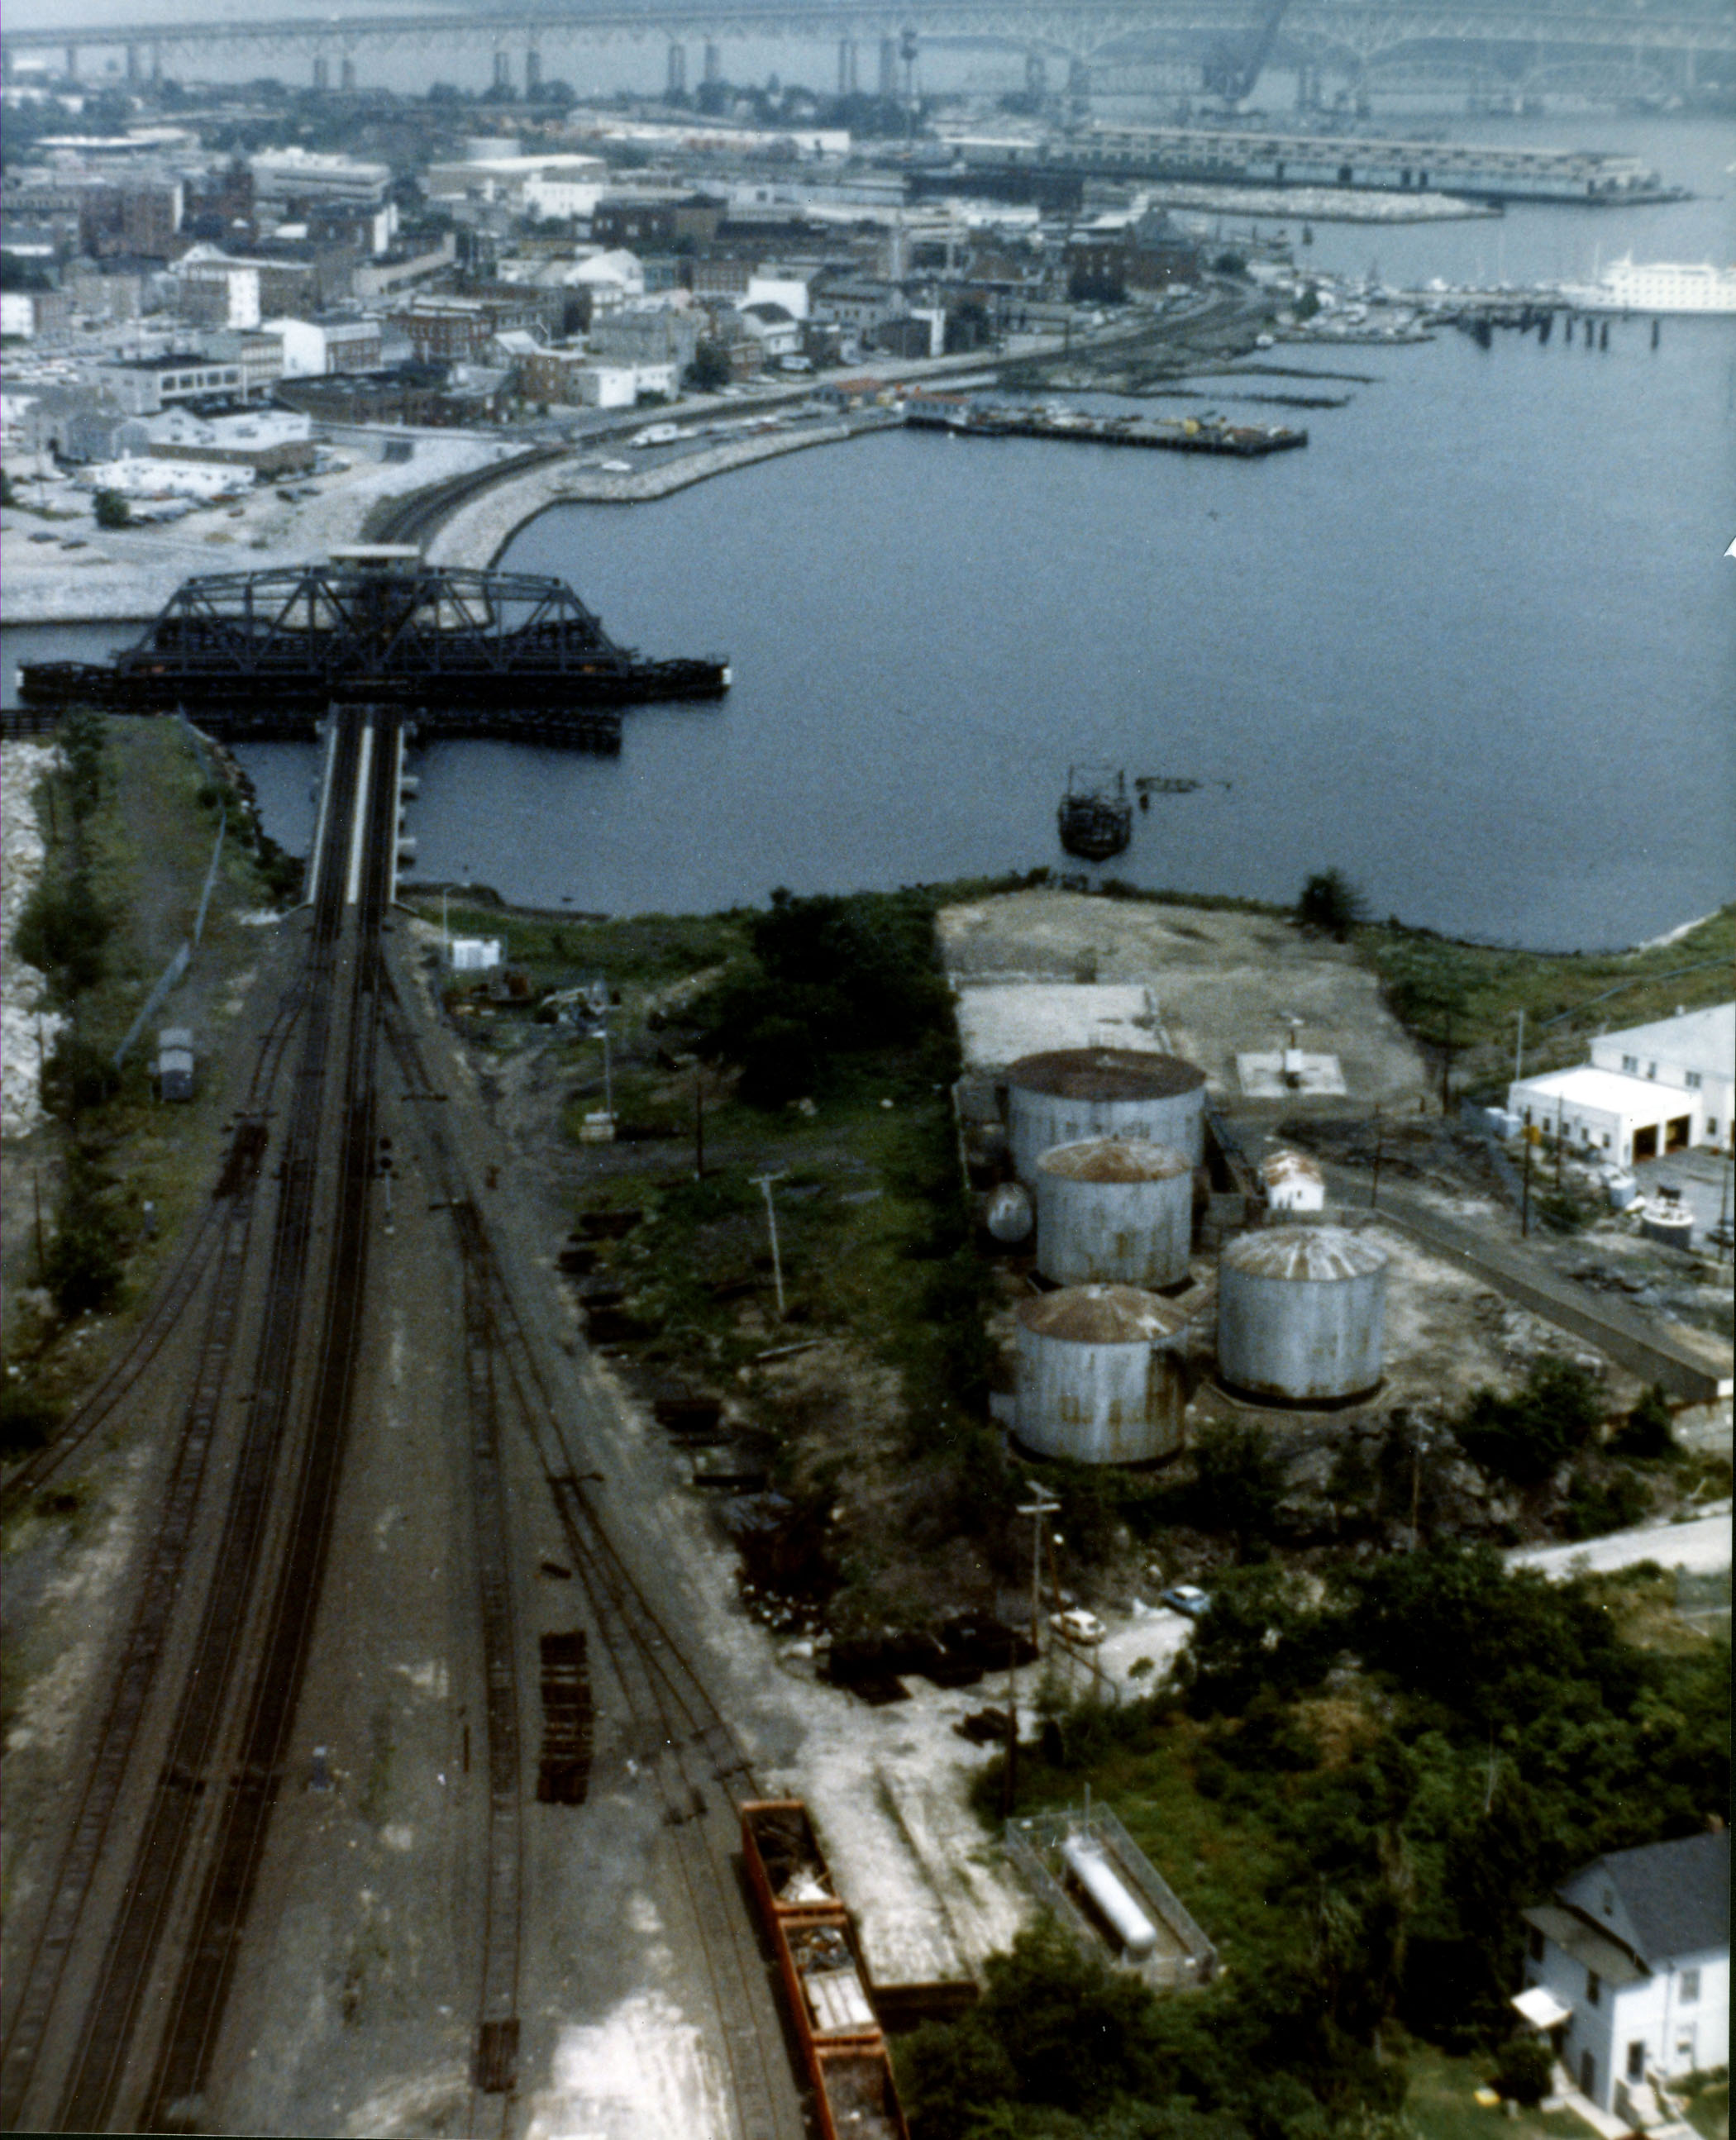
{"left": 1357, "top": 903, "right": 1734, "bottom": 1099}
{"left": 1298, "top": 870, "right": 1367, "bottom": 941}
{"left": 920, "top": 1545, "right": 1728, "bottom": 2139}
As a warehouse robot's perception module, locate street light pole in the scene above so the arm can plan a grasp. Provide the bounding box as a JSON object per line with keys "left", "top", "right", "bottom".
{"left": 751, "top": 1170, "right": 786, "bottom": 1318}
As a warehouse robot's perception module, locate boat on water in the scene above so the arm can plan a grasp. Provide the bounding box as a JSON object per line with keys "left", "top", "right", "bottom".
{"left": 1057, "top": 765, "right": 1133, "bottom": 864}
{"left": 1559, "top": 258, "right": 1736, "bottom": 315}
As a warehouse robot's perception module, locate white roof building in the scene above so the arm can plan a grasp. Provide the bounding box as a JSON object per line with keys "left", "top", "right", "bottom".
{"left": 1507, "top": 1002, "right": 1734, "bottom": 1166}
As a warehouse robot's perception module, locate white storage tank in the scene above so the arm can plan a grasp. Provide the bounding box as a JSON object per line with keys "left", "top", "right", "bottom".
{"left": 1036, "top": 1137, "right": 1192, "bottom": 1290}
{"left": 1014, "top": 1283, "right": 1190, "bottom": 1464}
{"left": 1007, "top": 1047, "right": 1208, "bottom": 1187}
{"left": 1218, "top": 1226, "right": 1387, "bottom": 1404}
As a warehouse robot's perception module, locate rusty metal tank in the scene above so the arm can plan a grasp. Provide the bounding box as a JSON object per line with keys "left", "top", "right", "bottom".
{"left": 1014, "top": 1284, "right": 1190, "bottom": 1464}
{"left": 1035, "top": 1137, "right": 1193, "bottom": 1290}
{"left": 1217, "top": 1226, "right": 1387, "bottom": 1404}
{"left": 1006, "top": 1047, "right": 1207, "bottom": 1186}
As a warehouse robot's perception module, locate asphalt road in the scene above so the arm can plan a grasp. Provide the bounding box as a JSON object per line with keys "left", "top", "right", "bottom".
{"left": 1507, "top": 1507, "right": 1733, "bottom": 1580}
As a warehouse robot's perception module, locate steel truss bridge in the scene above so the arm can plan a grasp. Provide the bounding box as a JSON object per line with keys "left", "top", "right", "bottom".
{"left": 3, "top": 0, "right": 1731, "bottom": 99}
{"left": 15, "top": 559, "right": 730, "bottom": 742}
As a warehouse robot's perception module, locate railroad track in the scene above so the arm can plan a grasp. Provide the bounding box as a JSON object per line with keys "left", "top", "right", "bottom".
{"left": 370, "top": 444, "right": 568, "bottom": 551}
{"left": 381, "top": 989, "right": 801, "bottom": 2140}
{"left": 0, "top": 979, "right": 308, "bottom": 1523}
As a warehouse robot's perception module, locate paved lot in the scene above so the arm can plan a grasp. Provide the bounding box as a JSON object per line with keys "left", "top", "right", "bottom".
{"left": 1635, "top": 1149, "right": 1735, "bottom": 1255}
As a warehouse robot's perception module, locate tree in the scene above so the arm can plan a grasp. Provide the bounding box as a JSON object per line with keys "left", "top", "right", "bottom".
{"left": 685, "top": 337, "right": 732, "bottom": 393}
{"left": 1190, "top": 1418, "right": 1286, "bottom": 1557}
{"left": 15, "top": 871, "right": 113, "bottom": 1001}
{"left": 1297, "top": 870, "right": 1366, "bottom": 941}
{"left": 93, "top": 489, "right": 131, "bottom": 530}
{"left": 42, "top": 1143, "right": 123, "bottom": 1318}
{"left": 1452, "top": 1356, "right": 1604, "bottom": 1485}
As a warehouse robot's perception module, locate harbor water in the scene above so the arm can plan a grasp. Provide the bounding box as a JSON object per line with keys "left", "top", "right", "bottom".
{"left": 5, "top": 119, "right": 1731, "bottom": 950}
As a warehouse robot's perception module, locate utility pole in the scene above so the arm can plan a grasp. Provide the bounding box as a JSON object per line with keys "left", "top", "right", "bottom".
{"left": 1016, "top": 1485, "right": 1061, "bottom": 1653}
{"left": 1513, "top": 1007, "right": 1524, "bottom": 1085}
{"left": 1556, "top": 1094, "right": 1566, "bottom": 1188}
{"left": 751, "top": 1170, "right": 786, "bottom": 1318}
{"left": 694, "top": 1065, "right": 705, "bottom": 1180}
{"left": 1371, "top": 1103, "right": 1383, "bottom": 1209}
{"left": 1521, "top": 1124, "right": 1537, "bottom": 1237}
{"left": 599, "top": 1000, "right": 613, "bottom": 1121}
{"left": 1440, "top": 1007, "right": 1454, "bottom": 1114}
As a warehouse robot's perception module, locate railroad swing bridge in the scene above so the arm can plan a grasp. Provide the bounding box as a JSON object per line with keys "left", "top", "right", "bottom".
{"left": 17, "top": 551, "right": 731, "bottom": 747}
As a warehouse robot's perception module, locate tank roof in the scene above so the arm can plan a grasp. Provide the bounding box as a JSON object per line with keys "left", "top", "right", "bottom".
{"left": 1037, "top": 1137, "right": 1192, "bottom": 1183}
{"left": 1223, "top": 1226, "right": 1386, "bottom": 1282}
{"left": 1007, "top": 1047, "right": 1205, "bottom": 1102}
{"left": 1017, "top": 1283, "right": 1190, "bottom": 1343}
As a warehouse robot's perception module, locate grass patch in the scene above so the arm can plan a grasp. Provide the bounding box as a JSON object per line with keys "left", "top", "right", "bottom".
{"left": 1678, "top": 2071, "right": 1729, "bottom": 2140}
{"left": 1356, "top": 904, "right": 1735, "bottom": 1097}
{"left": 1406, "top": 2045, "right": 1582, "bottom": 2140}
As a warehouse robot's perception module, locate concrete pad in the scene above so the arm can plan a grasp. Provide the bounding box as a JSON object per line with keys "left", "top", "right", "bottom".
{"left": 1237, "top": 1051, "right": 1346, "bottom": 1098}
{"left": 953, "top": 984, "right": 1157, "bottom": 1071}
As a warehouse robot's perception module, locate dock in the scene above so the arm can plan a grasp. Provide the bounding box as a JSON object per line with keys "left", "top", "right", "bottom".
{"left": 907, "top": 398, "right": 1305, "bottom": 458}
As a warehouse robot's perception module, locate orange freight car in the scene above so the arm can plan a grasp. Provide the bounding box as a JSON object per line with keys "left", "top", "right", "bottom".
{"left": 741, "top": 1801, "right": 910, "bottom": 2140}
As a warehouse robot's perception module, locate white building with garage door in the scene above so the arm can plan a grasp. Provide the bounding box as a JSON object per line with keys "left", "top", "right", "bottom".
{"left": 1506, "top": 1002, "right": 1734, "bottom": 1165}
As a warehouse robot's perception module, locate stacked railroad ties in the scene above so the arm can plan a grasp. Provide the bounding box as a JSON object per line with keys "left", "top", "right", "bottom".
{"left": 974, "top": 1047, "right": 1389, "bottom": 1458}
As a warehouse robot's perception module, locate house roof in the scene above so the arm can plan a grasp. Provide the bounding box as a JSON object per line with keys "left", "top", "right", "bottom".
{"left": 1595, "top": 1003, "right": 1734, "bottom": 1073}
{"left": 1509, "top": 1065, "right": 1686, "bottom": 1120}
{"left": 1522, "top": 1905, "right": 1646, "bottom": 1987}
{"left": 1558, "top": 1833, "right": 1729, "bottom": 1967}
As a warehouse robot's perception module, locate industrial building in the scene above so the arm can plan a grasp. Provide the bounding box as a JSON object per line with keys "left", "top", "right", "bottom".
{"left": 1506, "top": 1003, "right": 1734, "bottom": 1165}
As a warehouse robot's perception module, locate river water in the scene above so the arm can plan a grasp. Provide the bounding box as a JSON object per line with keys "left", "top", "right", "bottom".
{"left": 7, "top": 117, "right": 1732, "bottom": 949}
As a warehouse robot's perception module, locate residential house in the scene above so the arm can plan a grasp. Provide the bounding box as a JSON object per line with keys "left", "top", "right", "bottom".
{"left": 735, "top": 299, "right": 801, "bottom": 361}
{"left": 1506, "top": 1003, "right": 1734, "bottom": 1165}
{"left": 1514, "top": 1832, "right": 1729, "bottom": 2117}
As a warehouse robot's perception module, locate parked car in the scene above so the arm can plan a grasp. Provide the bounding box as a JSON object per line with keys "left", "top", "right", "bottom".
{"left": 1159, "top": 1585, "right": 1211, "bottom": 1619}
{"left": 1049, "top": 1608, "right": 1106, "bottom": 1647}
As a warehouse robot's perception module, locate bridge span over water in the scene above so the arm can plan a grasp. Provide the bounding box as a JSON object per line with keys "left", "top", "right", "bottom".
{"left": 4, "top": 0, "right": 1731, "bottom": 101}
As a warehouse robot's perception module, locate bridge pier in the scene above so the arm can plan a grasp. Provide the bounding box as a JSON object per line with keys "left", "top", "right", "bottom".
{"left": 64, "top": 41, "right": 79, "bottom": 78}
{"left": 525, "top": 44, "right": 541, "bottom": 94}
{"left": 341, "top": 53, "right": 355, "bottom": 91}
{"left": 703, "top": 40, "right": 720, "bottom": 83}
{"left": 150, "top": 41, "right": 161, "bottom": 81}
{"left": 492, "top": 46, "right": 512, "bottom": 92}
{"left": 837, "top": 36, "right": 857, "bottom": 94}
{"left": 1024, "top": 50, "right": 1048, "bottom": 98}
{"left": 312, "top": 51, "right": 329, "bottom": 91}
{"left": 125, "top": 42, "right": 140, "bottom": 81}
{"left": 665, "top": 41, "right": 686, "bottom": 97}
{"left": 878, "top": 36, "right": 898, "bottom": 98}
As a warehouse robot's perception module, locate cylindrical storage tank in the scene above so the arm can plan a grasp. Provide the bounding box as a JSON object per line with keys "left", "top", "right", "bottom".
{"left": 1036, "top": 1137, "right": 1193, "bottom": 1290}
{"left": 1014, "top": 1284, "right": 1189, "bottom": 1464}
{"left": 1642, "top": 1204, "right": 1694, "bottom": 1251}
{"left": 985, "top": 1180, "right": 1034, "bottom": 1244}
{"left": 1006, "top": 1047, "right": 1208, "bottom": 1186}
{"left": 1218, "top": 1226, "right": 1387, "bottom": 1404}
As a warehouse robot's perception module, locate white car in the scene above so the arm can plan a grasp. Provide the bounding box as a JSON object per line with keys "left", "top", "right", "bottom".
{"left": 1049, "top": 1608, "right": 1106, "bottom": 1647}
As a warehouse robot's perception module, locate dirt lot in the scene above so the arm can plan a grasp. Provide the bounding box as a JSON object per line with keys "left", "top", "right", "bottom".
{"left": 938, "top": 888, "right": 1432, "bottom": 1103}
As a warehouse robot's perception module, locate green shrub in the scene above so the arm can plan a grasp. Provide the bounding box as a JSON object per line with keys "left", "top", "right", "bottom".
{"left": 1453, "top": 1356, "right": 1604, "bottom": 1485}
{"left": 1296, "top": 870, "right": 1366, "bottom": 941}
{"left": 1566, "top": 1466, "right": 1652, "bottom": 1541}
{"left": 0, "top": 1385, "right": 61, "bottom": 1460}
{"left": 93, "top": 488, "right": 131, "bottom": 530}
{"left": 1494, "top": 2037, "right": 1552, "bottom": 2105}
{"left": 1610, "top": 1385, "right": 1675, "bottom": 1461}
{"left": 14, "top": 873, "right": 113, "bottom": 1000}
{"left": 41, "top": 1145, "right": 123, "bottom": 1318}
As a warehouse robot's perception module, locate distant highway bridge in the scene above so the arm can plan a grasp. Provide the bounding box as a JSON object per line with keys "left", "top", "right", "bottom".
{"left": 3, "top": 0, "right": 1732, "bottom": 101}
